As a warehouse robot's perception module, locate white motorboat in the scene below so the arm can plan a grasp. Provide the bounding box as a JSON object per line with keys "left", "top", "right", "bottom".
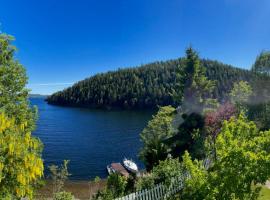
{"left": 107, "top": 165, "right": 114, "bottom": 175}
{"left": 123, "top": 158, "right": 138, "bottom": 173}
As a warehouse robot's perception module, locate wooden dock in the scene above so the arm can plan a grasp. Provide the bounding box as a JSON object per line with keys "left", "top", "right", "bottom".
{"left": 110, "top": 163, "right": 129, "bottom": 177}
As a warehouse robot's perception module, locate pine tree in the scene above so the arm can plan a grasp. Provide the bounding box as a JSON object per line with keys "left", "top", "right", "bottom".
{"left": 252, "top": 51, "right": 270, "bottom": 75}
{"left": 181, "top": 47, "right": 216, "bottom": 113}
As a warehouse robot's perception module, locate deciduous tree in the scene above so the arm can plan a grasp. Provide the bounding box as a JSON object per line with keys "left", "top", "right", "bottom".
{"left": 180, "top": 115, "right": 270, "bottom": 200}
{"left": 229, "top": 81, "right": 252, "bottom": 113}
{"left": 0, "top": 33, "right": 43, "bottom": 199}
{"left": 139, "top": 106, "right": 176, "bottom": 170}
{"left": 0, "top": 113, "right": 43, "bottom": 199}
{"left": 0, "top": 34, "right": 36, "bottom": 130}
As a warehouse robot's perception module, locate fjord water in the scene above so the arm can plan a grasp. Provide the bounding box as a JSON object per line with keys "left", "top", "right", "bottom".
{"left": 30, "top": 97, "right": 153, "bottom": 180}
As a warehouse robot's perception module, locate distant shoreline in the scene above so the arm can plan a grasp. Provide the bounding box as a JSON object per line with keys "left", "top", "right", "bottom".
{"left": 29, "top": 94, "right": 48, "bottom": 98}
{"left": 46, "top": 101, "right": 159, "bottom": 111}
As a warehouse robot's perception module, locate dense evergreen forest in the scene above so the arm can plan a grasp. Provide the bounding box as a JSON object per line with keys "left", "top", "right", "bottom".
{"left": 46, "top": 58, "right": 269, "bottom": 109}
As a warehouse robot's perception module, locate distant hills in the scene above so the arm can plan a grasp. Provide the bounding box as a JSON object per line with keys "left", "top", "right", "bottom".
{"left": 29, "top": 94, "right": 48, "bottom": 98}
{"left": 46, "top": 58, "right": 269, "bottom": 109}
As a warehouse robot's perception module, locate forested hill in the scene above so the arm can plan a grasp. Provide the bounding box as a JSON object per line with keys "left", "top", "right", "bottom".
{"left": 46, "top": 58, "right": 265, "bottom": 109}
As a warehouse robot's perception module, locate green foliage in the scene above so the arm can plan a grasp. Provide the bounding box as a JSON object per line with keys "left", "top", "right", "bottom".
{"left": 172, "top": 60, "right": 185, "bottom": 105}
{"left": 252, "top": 51, "right": 270, "bottom": 75}
{"left": 0, "top": 113, "right": 44, "bottom": 199}
{"left": 166, "top": 112, "right": 205, "bottom": 160}
{"left": 229, "top": 81, "right": 253, "bottom": 113}
{"left": 250, "top": 75, "right": 270, "bottom": 104}
{"left": 135, "top": 174, "right": 155, "bottom": 191}
{"left": 93, "top": 189, "right": 114, "bottom": 200}
{"left": 180, "top": 151, "right": 208, "bottom": 200}
{"left": 53, "top": 191, "right": 74, "bottom": 200}
{"left": 0, "top": 33, "right": 43, "bottom": 199}
{"left": 247, "top": 102, "right": 270, "bottom": 130}
{"left": 93, "top": 174, "right": 127, "bottom": 200}
{"left": 94, "top": 176, "right": 101, "bottom": 183}
{"left": 107, "top": 173, "right": 127, "bottom": 198}
{"left": 181, "top": 47, "right": 217, "bottom": 113}
{"left": 46, "top": 56, "right": 263, "bottom": 109}
{"left": 0, "top": 33, "right": 37, "bottom": 130}
{"left": 136, "top": 157, "right": 182, "bottom": 191}
{"left": 246, "top": 75, "right": 270, "bottom": 131}
{"left": 151, "top": 157, "right": 182, "bottom": 187}
{"left": 49, "top": 160, "right": 71, "bottom": 194}
{"left": 258, "top": 186, "right": 270, "bottom": 200}
{"left": 139, "top": 106, "right": 176, "bottom": 170}
{"left": 139, "top": 48, "right": 218, "bottom": 170}
{"left": 179, "top": 115, "right": 270, "bottom": 200}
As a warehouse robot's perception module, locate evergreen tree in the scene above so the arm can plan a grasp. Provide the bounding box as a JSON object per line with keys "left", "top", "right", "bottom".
{"left": 252, "top": 51, "right": 270, "bottom": 75}
{"left": 166, "top": 48, "right": 217, "bottom": 161}
{"left": 181, "top": 47, "right": 216, "bottom": 113}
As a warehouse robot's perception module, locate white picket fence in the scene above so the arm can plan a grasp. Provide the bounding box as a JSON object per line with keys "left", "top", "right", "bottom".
{"left": 115, "top": 158, "right": 210, "bottom": 200}
{"left": 115, "top": 176, "right": 184, "bottom": 200}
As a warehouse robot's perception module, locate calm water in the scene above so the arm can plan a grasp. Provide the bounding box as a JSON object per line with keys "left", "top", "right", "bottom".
{"left": 30, "top": 98, "right": 153, "bottom": 180}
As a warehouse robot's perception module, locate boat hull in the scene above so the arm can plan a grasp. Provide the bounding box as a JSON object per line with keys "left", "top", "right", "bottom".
{"left": 123, "top": 160, "right": 138, "bottom": 173}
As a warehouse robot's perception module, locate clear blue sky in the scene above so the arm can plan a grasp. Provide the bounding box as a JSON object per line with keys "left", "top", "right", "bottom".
{"left": 0, "top": 0, "right": 270, "bottom": 95}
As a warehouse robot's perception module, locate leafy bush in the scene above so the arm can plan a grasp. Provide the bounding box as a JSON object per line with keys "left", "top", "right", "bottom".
{"left": 135, "top": 157, "right": 182, "bottom": 191}
{"left": 53, "top": 191, "right": 74, "bottom": 200}
{"left": 139, "top": 106, "right": 176, "bottom": 170}
{"left": 107, "top": 173, "right": 127, "bottom": 197}
{"left": 49, "top": 160, "right": 71, "bottom": 194}
{"left": 135, "top": 174, "right": 155, "bottom": 190}
{"left": 93, "top": 189, "right": 114, "bottom": 200}
{"left": 151, "top": 157, "right": 182, "bottom": 187}
{"left": 180, "top": 114, "right": 270, "bottom": 200}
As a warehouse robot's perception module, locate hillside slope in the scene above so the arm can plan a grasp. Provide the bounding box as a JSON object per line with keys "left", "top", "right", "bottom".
{"left": 46, "top": 58, "right": 263, "bottom": 109}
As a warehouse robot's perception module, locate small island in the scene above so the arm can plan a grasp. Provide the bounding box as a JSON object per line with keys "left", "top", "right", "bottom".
{"left": 1, "top": 1, "right": 270, "bottom": 200}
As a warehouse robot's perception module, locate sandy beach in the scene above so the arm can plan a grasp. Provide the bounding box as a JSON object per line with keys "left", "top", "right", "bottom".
{"left": 36, "top": 180, "right": 106, "bottom": 200}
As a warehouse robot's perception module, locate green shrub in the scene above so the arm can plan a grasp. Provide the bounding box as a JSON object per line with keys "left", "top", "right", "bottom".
{"left": 135, "top": 174, "right": 155, "bottom": 190}
{"left": 53, "top": 191, "right": 74, "bottom": 200}
{"left": 92, "top": 189, "right": 114, "bottom": 200}
{"left": 107, "top": 173, "right": 127, "bottom": 197}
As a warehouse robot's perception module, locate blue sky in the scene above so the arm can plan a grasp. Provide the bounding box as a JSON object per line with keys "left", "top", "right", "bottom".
{"left": 0, "top": 0, "right": 270, "bottom": 95}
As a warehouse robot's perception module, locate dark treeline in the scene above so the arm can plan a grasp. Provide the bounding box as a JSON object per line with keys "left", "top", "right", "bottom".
{"left": 46, "top": 58, "right": 269, "bottom": 109}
